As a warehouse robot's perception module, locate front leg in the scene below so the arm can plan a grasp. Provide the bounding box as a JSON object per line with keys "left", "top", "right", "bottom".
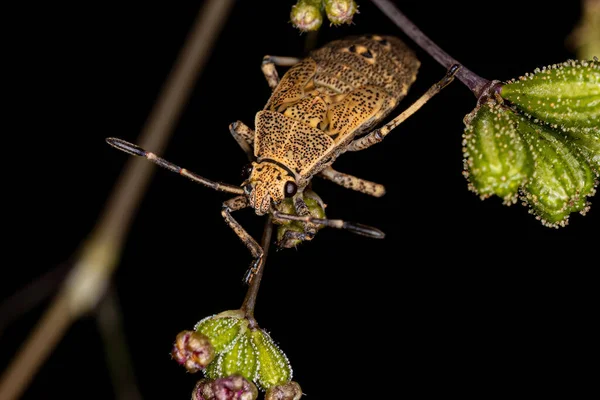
{"left": 276, "top": 194, "right": 319, "bottom": 247}
{"left": 261, "top": 55, "right": 301, "bottom": 90}
{"left": 319, "top": 167, "right": 386, "bottom": 197}
{"left": 228, "top": 120, "right": 255, "bottom": 161}
{"left": 221, "top": 196, "right": 263, "bottom": 283}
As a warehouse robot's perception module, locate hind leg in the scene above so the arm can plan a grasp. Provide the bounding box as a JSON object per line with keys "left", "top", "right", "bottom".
{"left": 261, "top": 55, "right": 301, "bottom": 90}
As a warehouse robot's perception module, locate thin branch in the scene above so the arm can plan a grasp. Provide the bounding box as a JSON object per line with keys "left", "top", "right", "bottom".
{"left": 371, "top": 0, "right": 491, "bottom": 98}
{"left": 0, "top": 293, "right": 72, "bottom": 400}
{"left": 0, "top": 1, "right": 235, "bottom": 399}
{"left": 240, "top": 216, "right": 274, "bottom": 326}
{"left": 0, "top": 263, "right": 70, "bottom": 336}
{"left": 97, "top": 287, "right": 142, "bottom": 400}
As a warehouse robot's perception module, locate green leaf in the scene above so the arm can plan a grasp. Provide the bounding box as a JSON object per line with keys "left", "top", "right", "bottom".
{"left": 462, "top": 100, "right": 533, "bottom": 203}
{"left": 501, "top": 59, "right": 600, "bottom": 130}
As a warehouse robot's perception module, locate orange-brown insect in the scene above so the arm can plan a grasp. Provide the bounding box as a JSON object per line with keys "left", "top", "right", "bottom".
{"left": 107, "top": 35, "right": 458, "bottom": 281}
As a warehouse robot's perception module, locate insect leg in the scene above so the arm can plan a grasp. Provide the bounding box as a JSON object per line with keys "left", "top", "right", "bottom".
{"left": 221, "top": 196, "right": 264, "bottom": 283}
{"left": 347, "top": 64, "right": 461, "bottom": 152}
{"left": 277, "top": 196, "right": 320, "bottom": 246}
{"left": 319, "top": 167, "right": 386, "bottom": 197}
{"left": 228, "top": 120, "right": 255, "bottom": 161}
{"left": 106, "top": 138, "right": 244, "bottom": 195}
{"left": 261, "top": 55, "right": 301, "bottom": 90}
{"left": 272, "top": 211, "right": 385, "bottom": 240}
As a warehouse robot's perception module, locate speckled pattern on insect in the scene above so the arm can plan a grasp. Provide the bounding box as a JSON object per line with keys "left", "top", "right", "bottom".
{"left": 106, "top": 34, "right": 459, "bottom": 282}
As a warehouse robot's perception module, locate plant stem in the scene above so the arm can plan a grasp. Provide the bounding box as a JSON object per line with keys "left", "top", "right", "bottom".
{"left": 97, "top": 288, "right": 142, "bottom": 400}
{"left": 240, "top": 216, "right": 274, "bottom": 326}
{"left": 0, "top": 2, "right": 234, "bottom": 399}
{"left": 371, "top": 0, "right": 491, "bottom": 98}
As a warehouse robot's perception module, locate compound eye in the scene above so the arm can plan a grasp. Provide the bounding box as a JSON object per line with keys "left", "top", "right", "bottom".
{"left": 284, "top": 181, "right": 297, "bottom": 198}
{"left": 241, "top": 164, "right": 253, "bottom": 180}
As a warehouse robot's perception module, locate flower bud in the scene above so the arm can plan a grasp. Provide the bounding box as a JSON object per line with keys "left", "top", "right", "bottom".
{"left": 324, "top": 0, "right": 358, "bottom": 25}
{"left": 172, "top": 331, "right": 215, "bottom": 373}
{"left": 250, "top": 329, "right": 292, "bottom": 390}
{"left": 463, "top": 58, "right": 599, "bottom": 227}
{"left": 276, "top": 189, "right": 326, "bottom": 248}
{"left": 463, "top": 100, "right": 533, "bottom": 204}
{"left": 265, "top": 381, "right": 303, "bottom": 400}
{"left": 516, "top": 116, "right": 597, "bottom": 227}
{"left": 192, "top": 375, "right": 258, "bottom": 400}
{"left": 290, "top": 0, "right": 323, "bottom": 32}
{"left": 559, "top": 127, "right": 600, "bottom": 170}
{"left": 501, "top": 59, "right": 600, "bottom": 130}
{"left": 195, "top": 311, "right": 247, "bottom": 353}
{"left": 195, "top": 311, "right": 293, "bottom": 390}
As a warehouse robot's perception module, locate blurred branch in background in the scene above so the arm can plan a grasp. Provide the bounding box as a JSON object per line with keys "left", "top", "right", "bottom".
{"left": 0, "top": 264, "right": 70, "bottom": 337}
{"left": 97, "top": 288, "right": 142, "bottom": 400}
{"left": 569, "top": 0, "right": 600, "bottom": 59}
{"left": 0, "top": 1, "right": 234, "bottom": 399}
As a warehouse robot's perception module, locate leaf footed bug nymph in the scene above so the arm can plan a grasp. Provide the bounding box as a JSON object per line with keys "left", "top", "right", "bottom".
{"left": 107, "top": 35, "right": 459, "bottom": 282}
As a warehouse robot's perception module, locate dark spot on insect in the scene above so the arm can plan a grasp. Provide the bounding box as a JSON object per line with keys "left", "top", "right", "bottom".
{"left": 378, "top": 39, "right": 388, "bottom": 46}
{"left": 348, "top": 45, "right": 357, "bottom": 53}
{"left": 284, "top": 181, "right": 298, "bottom": 198}
{"left": 241, "top": 163, "right": 253, "bottom": 180}
{"left": 361, "top": 50, "right": 373, "bottom": 59}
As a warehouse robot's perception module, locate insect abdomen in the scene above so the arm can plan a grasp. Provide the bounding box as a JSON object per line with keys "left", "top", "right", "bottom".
{"left": 258, "top": 35, "right": 421, "bottom": 177}
{"left": 309, "top": 35, "right": 420, "bottom": 99}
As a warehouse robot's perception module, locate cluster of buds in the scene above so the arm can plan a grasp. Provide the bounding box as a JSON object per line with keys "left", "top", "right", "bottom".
{"left": 463, "top": 59, "right": 599, "bottom": 227}
{"left": 172, "top": 310, "right": 302, "bottom": 399}
{"left": 192, "top": 376, "right": 257, "bottom": 400}
{"left": 290, "top": 0, "right": 358, "bottom": 32}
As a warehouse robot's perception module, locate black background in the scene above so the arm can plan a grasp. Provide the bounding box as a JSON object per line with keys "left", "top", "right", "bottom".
{"left": 3, "top": 1, "right": 597, "bottom": 399}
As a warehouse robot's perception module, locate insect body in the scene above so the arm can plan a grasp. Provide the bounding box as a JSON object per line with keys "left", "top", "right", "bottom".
{"left": 107, "top": 35, "right": 458, "bottom": 281}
